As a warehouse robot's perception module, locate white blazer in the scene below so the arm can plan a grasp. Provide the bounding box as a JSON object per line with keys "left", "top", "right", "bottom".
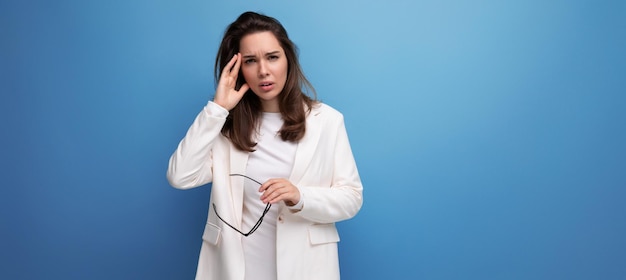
{"left": 167, "top": 102, "right": 363, "bottom": 280}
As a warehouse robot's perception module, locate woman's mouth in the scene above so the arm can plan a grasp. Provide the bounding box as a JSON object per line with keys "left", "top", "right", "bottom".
{"left": 259, "top": 82, "right": 274, "bottom": 91}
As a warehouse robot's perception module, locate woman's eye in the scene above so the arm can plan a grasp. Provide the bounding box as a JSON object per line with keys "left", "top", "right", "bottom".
{"left": 244, "top": 59, "right": 255, "bottom": 64}
{"left": 268, "top": 55, "right": 278, "bottom": 61}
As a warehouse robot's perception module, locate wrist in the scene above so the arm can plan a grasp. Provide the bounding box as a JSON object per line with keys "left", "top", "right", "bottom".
{"left": 287, "top": 196, "right": 303, "bottom": 212}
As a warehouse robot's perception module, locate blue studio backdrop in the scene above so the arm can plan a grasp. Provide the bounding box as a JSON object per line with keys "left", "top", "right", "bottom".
{"left": 2, "top": 0, "right": 625, "bottom": 279}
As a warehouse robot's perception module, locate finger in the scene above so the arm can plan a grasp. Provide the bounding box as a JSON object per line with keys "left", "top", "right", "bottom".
{"left": 259, "top": 179, "right": 279, "bottom": 192}
{"left": 263, "top": 182, "right": 296, "bottom": 203}
{"left": 238, "top": 83, "right": 250, "bottom": 94}
{"left": 260, "top": 183, "right": 277, "bottom": 200}
{"left": 221, "top": 54, "right": 238, "bottom": 78}
{"left": 230, "top": 53, "right": 243, "bottom": 77}
{"left": 269, "top": 188, "right": 299, "bottom": 204}
{"left": 260, "top": 181, "right": 282, "bottom": 201}
{"left": 264, "top": 187, "right": 286, "bottom": 204}
{"left": 268, "top": 192, "right": 285, "bottom": 204}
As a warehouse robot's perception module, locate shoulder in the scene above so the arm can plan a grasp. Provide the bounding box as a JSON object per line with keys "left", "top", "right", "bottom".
{"left": 306, "top": 102, "right": 345, "bottom": 134}
{"left": 309, "top": 102, "right": 344, "bottom": 121}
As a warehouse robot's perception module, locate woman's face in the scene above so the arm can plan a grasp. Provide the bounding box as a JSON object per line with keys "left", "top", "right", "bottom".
{"left": 239, "top": 31, "right": 288, "bottom": 112}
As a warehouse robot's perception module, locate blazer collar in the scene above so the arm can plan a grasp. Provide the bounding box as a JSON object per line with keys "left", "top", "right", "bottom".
{"left": 289, "top": 108, "right": 322, "bottom": 185}
{"left": 229, "top": 144, "right": 249, "bottom": 227}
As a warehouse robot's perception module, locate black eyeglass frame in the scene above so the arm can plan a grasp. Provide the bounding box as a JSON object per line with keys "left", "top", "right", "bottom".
{"left": 212, "top": 174, "right": 272, "bottom": 237}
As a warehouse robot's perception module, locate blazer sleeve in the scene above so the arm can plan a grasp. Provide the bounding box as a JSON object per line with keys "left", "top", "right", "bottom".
{"left": 166, "top": 102, "right": 228, "bottom": 189}
{"left": 296, "top": 114, "right": 363, "bottom": 223}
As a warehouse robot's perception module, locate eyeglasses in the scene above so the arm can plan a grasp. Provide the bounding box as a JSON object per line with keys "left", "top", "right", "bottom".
{"left": 212, "top": 174, "right": 272, "bottom": 237}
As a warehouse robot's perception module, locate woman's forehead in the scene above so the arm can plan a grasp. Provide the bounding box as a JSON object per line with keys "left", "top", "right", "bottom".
{"left": 240, "top": 31, "right": 283, "bottom": 54}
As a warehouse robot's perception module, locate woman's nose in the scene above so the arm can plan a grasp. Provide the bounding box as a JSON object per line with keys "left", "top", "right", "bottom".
{"left": 258, "top": 60, "right": 269, "bottom": 77}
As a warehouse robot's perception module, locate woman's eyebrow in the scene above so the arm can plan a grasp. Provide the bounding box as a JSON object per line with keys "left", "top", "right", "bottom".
{"left": 266, "top": 51, "right": 280, "bottom": 56}
{"left": 242, "top": 50, "right": 280, "bottom": 59}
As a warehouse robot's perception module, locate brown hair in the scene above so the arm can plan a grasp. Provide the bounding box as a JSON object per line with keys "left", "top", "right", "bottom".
{"left": 215, "top": 11, "right": 316, "bottom": 152}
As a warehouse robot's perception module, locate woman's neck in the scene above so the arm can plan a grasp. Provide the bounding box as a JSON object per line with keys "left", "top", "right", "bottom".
{"left": 261, "top": 100, "right": 280, "bottom": 113}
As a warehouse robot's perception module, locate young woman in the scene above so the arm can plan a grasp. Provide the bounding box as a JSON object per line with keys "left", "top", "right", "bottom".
{"left": 167, "top": 11, "right": 363, "bottom": 280}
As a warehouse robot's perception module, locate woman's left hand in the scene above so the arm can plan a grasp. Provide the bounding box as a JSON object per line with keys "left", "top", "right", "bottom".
{"left": 259, "top": 178, "right": 300, "bottom": 206}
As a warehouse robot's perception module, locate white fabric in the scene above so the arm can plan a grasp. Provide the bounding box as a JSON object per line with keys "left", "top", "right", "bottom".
{"left": 241, "top": 112, "right": 296, "bottom": 280}
{"left": 167, "top": 101, "right": 363, "bottom": 280}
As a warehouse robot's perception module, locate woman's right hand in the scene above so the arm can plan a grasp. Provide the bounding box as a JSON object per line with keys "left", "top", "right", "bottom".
{"left": 213, "top": 53, "right": 250, "bottom": 111}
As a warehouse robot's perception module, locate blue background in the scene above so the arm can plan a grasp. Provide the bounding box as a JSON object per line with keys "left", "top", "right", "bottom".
{"left": 2, "top": 0, "right": 625, "bottom": 279}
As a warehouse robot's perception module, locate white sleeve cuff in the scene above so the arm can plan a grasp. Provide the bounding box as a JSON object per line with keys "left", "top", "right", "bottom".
{"left": 204, "top": 101, "right": 229, "bottom": 118}
{"left": 287, "top": 193, "right": 304, "bottom": 212}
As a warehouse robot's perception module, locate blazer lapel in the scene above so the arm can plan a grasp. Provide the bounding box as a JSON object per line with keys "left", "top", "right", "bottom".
{"left": 289, "top": 109, "right": 322, "bottom": 185}
{"left": 229, "top": 144, "right": 249, "bottom": 227}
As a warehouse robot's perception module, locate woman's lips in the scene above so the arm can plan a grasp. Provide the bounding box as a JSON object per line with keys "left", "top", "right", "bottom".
{"left": 259, "top": 82, "right": 274, "bottom": 91}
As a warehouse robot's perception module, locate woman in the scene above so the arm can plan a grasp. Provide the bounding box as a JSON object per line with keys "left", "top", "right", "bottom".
{"left": 167, "top": 11, "right": 363, "bottom": 280}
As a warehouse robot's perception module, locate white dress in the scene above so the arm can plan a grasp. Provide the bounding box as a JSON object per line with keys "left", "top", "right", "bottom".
{"left": 241, "top": 112, "right": 297, "bottom": 280}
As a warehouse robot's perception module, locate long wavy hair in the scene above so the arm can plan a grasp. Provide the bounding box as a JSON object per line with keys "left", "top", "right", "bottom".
{"left": 215, "top": 11, "right": 316, "bottom": 152}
